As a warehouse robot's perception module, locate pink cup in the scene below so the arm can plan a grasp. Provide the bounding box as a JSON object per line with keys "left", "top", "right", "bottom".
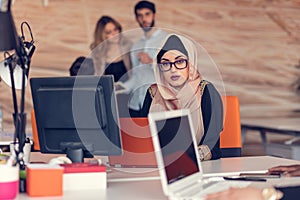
{"left": 0, "top": 165, "right": 19, "bottom": 200}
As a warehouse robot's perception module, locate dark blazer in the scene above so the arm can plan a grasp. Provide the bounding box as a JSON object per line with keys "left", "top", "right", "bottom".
{"left": 140, "top": 81, "right": 223, "bottom": 160}
{"left": 276, "top": 185, "right": 300, "bottom": 200}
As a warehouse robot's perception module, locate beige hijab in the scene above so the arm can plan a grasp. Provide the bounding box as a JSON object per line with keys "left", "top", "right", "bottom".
{"left": 150, "top": 34, "right": 204, "bottom": 143}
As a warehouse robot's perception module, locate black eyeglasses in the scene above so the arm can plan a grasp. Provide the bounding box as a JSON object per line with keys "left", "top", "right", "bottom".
{"left": 158, "top": 59, "right": 188, "bottom": 72}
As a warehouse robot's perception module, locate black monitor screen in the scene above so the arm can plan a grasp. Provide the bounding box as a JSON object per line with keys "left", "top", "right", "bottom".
{"left": 156, "top": 116, "right": 199, "bottom": 184}
{"left": 30, "top": 76, "right": 122, "bottom": 162}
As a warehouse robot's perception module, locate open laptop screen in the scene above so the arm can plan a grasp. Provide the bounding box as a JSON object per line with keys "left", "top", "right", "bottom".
{"left": 155, "top": 115, "right": 200, "bottom": 184}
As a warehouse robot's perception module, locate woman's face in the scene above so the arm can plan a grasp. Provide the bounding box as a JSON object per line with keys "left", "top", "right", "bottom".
{"left": 102, "top": 22, "right": 120, "bottom": 42}
{"left": 159, "top": 50, "right": 189, "bottom": 89}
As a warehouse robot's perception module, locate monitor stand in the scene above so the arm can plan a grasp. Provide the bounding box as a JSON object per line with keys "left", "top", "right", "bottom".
{"left": 60, "top": 142, "right": 93, "bottom": 163}
{"left": 66, "top": 148, "right": 84, "bottom": 163}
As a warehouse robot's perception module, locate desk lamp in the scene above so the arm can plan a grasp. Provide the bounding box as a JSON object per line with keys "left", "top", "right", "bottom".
{"left": 0, "top": 0, "right": 35, "bottom": 168}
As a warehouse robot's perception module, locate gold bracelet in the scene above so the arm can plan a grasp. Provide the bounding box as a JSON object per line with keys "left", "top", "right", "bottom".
{"left": 262, "top": 187, "right": 283, "bottom": 200}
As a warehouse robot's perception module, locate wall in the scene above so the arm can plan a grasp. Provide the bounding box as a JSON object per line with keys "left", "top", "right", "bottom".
{"left": 0, "top": 0, "right": 299, "bottom": 132}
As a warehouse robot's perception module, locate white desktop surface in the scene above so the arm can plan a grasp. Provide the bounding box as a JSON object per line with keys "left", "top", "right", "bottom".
{"left": 16, "top": 179, "right": 165, "bottom": 200}
{"left": 16, "top": 156, "right": 300, "bottom": 199}
{"left": 241, "top": 118, "right": 300, "bottom": 131}
{"left": 202, "top": 156, "right": 300, "bottom": 176}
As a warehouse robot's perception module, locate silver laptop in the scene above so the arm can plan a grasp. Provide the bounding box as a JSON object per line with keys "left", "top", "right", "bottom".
{"left": 148, "top": 109, "right": 250, "bottom": 200}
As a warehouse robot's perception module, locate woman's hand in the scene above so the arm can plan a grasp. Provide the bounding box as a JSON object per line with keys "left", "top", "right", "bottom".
{"left": 114, "top": 82, "right": 129, "bottom": 94}
{"left": 268, "top": 164, "right": 300, "bottom": 177}
{"left": 137, "top": 52, "right": 152, "bottom": 64}
{"left": 198, "top": 145, "right": 211, "bottom": 161}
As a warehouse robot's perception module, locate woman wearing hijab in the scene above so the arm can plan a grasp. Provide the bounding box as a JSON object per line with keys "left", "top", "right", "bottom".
{"left": 141, "top": 34, "right": 223, "bottom": 160}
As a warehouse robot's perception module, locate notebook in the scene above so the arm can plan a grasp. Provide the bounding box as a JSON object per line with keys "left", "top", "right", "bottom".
{"left": 148, "top": 109, "right": 250, "bottom": 200}
{"left": 108, "top": 117, "right": 157, "bottom": 168}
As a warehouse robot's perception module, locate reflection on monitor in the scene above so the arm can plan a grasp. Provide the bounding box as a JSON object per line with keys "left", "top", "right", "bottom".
{"left": 30, "top": 75, "right": 122, "bottom": 162}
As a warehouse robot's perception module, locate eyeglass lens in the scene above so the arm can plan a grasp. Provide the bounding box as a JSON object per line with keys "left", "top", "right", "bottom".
{"left": 159, "top": 59, "right": 187, "bottom": 72}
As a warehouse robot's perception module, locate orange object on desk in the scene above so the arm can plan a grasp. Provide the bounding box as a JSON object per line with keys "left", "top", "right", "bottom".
{"left": 26, "top": 164, "right": 64, "bottom": 197}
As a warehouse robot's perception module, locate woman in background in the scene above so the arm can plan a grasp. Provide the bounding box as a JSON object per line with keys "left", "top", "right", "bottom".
{"left": 141, "top": 34, "right": 223, "bottom": 161}
{"left": 69, "top": 56, "right": 94, "bottom": 76}
{"left": 90, "top": 16, "right": 132, "bottom": 82}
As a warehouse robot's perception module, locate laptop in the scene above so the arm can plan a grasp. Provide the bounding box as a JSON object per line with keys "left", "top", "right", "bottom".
{"left": 148, "top": 109, "right": 250, "bottom": 199}
{"left": 108, "top": 117, "right": 157, "bottom": 168}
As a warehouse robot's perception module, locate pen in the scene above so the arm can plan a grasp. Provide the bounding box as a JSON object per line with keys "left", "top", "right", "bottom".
{"left": 223, "top": 176, "right": 267, "bottom": 182}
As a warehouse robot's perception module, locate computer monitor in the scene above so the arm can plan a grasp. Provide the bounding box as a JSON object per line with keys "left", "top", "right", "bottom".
{"left": 30, "top": 75, "right": 122, "bottom": 162}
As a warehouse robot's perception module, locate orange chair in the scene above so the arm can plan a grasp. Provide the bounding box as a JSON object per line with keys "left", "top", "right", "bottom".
{"left": 220, "top": 96, "right": 242, "bottom": 157}
{"left": 108, "top": 117, "right": 157, "bottom": 167}
{"left": 31, "top": 109, "right": 40, "bottom": 151}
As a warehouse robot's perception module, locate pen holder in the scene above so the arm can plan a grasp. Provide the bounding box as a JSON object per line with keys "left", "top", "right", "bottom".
{"left": 10, "top": 141, "right": 32, "bottom": 164}
{"left": 0, "top": 165, "right": 19, "bottom": 200}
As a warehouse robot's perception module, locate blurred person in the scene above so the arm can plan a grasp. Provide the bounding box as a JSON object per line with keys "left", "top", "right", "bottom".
{"left": 205, "top": 186, "right": 300, "bottom": 200}
{"left": 90, "top": 15, "right": 132, "bottom": 82}
{"left": 69, "top": 56, "right": 94, "bottom": 76}
{"left": 205, "top": 187, "right": 281, "bottom": 200}
{"left": 120, "top": 0, "right": 168, "bottom": 117}
{"left": 140, "top": 34, "right": 223, "bottom": 160}
{"left": 206, "top": 164, "right": 300, "bottom": 200}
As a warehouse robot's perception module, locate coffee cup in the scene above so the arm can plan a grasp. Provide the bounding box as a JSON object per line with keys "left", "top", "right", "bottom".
{"left": 0, "top": 165, "right": 19, "bottom": 199}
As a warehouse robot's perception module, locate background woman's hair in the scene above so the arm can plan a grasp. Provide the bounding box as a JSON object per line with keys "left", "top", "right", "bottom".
{"left": 90, "top": 15, "right": 122, "bottom": 50}
{"left": 69, "top": 56, "right": 94, "bottom": 76}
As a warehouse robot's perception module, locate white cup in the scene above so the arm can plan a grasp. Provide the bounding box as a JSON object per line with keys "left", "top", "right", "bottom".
{"left": 0, "top": 165, "right": 19, "bottom": 199}
{"left": 10, "top": 142, "right": 32, "bottom": 164}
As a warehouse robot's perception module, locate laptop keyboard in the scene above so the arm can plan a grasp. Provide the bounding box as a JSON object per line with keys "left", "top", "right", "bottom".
{"left": 177, "top": 180, "right": 251, "bottom": 200}
{"left": 176, "top": 180, "right": 217, "bottom": 197}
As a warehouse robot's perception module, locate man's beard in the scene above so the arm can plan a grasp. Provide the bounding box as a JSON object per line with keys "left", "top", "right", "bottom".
{"left": 141, "top": 20, "right": 155, "bottom": 32}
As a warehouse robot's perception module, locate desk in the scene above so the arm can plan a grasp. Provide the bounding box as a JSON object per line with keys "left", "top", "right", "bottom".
{"left": 241, "top": 118, "right": 300, "bottom": 160}
{"left": 241, "top": 118, "right": 300, "bottom": 143}
{"left": 16, "top": 156, "right": 300, "bottom": 199}
{"left": 202, "top": 156, "right": 300, "bottom": 176}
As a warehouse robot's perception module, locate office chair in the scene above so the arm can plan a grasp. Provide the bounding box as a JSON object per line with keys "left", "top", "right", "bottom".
{"left": 220, "top": 96, "right": 242, "bottom": 157}
{"left": 31, "top": 109, "right": 40, "bottom": 151}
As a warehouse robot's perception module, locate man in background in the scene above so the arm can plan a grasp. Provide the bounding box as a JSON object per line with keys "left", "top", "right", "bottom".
{"left": 120, "top": 0, "right": 168, "bottom": 117}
